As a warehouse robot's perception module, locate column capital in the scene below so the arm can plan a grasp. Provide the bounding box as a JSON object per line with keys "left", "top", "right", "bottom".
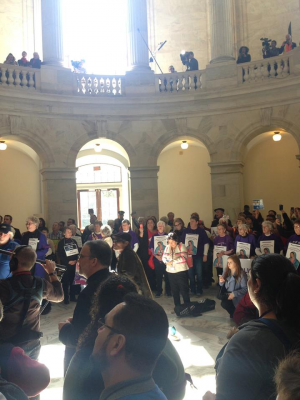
{"left": 129, "top": 166, "right": 160, "bottom": 178}
{"left": 208, "top": 161, "right": 244, "bottom": 174}
{"left": 40, "top": 167, "right": 77, "bottom": 180}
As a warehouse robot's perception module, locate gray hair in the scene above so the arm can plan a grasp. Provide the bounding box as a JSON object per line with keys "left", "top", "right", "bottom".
{"left": 160, "top": 216, "right": 168, "bottom": 224}
{"left": 157, "top": 220, "right": 166, "bottom": 228}
{"left": 262, "top": 221, "right": 273, "bottom": 231}
{"left": 101, "top": 224, "right": 112, "bottom": 237}
{"left": 26, "top": 215, "right": 39, "bottom": 228}
{"left": 238, "top": 224, "right": 249, "bottom": 231}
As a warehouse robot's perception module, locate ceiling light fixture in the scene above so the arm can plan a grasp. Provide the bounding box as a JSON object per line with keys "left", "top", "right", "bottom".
{"left": 181, "top": 140, "right": 188, "bottom": 150}
{"left": 94, "top": 143, "right": 102, "bottom": 153}
{"left": 273, "top": 132, "right": 282, "bottom": 142}
{"left": 0, "top": 141, "right": 7, "bottom": 150}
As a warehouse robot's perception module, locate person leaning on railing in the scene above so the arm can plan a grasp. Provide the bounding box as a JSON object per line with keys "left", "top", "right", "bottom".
{"left": 3, "top": 53, "right": 17, "bottom": 65}
{"left": 237, "top": 46, "right": 251, "bottom": 64}
{"left": 263, "top": 40, "right": 280, "bottom": 58}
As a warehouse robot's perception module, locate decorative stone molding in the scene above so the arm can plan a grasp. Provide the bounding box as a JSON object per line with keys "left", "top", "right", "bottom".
{"left": 208, "top": 161, "right": 244, "bottom": 175}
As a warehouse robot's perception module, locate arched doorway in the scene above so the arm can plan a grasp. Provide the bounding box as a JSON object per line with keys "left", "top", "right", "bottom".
{"left": 157, "top": 138, "right": 212, "bottom": 225}
{"left": 76, "top": 139, "right": 130, "bottom": 228}
{"left": 0, "top": 139, "right": 42, "bottom": 228}
{"left": 243, "top": 130, "right": 300, "bottom": 215}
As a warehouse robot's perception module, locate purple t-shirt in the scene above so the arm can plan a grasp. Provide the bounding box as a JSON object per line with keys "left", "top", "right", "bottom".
{"left": 257, "top": 233, "right": 283, "bottom": 254}
{"left": 234, "top": 234, "right": 257, "bottom": 257}
{"left": 88, "top": 233, "right": 102, "bottom": 241}
{"left": 287, "top": 234, "right": 300, "bottom": 246}
{"left": 213, "top": 235, "right": 234, "bottom": 251}
{"left": 181, "top": 227, "right": 209, "bottom": 257}
{"left": 123, "top": 230, "right": 139, "bottom": 250}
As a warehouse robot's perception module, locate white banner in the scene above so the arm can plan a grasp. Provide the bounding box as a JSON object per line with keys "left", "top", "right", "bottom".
{"left": 185, "top": 234, "right": 199, "bottom": 256}
{"left": 154, "top": 235, "right": 168, "bottom": 256}
{"left": 286, "top": 243, "right": 300, "bottom": 271}
{"left": 236, "top": 242, "right": 251, "bottom": 259}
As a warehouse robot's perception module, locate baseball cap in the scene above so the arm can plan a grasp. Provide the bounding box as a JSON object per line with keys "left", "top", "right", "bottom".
{"left": 0, "top": 224, "right": 12, "bottom": 234}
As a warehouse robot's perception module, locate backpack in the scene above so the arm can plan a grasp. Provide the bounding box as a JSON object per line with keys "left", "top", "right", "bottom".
{"left": 174, "top": 299, "right": 216, "bottom": 317}
{"left": 3, "top": 277, "right": 44, "bottom": 344}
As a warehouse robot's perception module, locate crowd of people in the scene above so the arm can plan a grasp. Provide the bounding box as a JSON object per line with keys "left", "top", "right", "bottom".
{"left": 0, "top": 205, "right": 300, "bottom": 400}
{"left": 3, "top": 51, "right": 43, "bottom": 69}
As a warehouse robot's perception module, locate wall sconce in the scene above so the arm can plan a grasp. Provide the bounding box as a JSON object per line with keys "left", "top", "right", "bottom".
{"left": 94, "top": 143, "right": 102, "bottom": 153}
{"left": 0, "top": 141, "right": 7, "bottom": 150}
{"left": 273, "top": 132, "right": 282, "bottom": 142}
{"left": 181, "top": 140, "right": 189, "bottom": 150}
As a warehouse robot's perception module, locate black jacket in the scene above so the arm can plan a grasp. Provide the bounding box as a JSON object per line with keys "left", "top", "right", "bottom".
{"left": 187, "top": 57, "right": 198, "bottom": 71}
{"left": 59, "top": 268, "right": 110, "bottom": 347}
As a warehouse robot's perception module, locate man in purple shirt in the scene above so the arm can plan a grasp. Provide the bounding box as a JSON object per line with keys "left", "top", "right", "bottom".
{"left": 122, "top": 220, "right": 139, "bottom": 252}
{"left": 182, "top": 214, "right": 209, "bottom": 296}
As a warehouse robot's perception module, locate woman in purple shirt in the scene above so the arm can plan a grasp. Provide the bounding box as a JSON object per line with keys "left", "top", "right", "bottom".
{"left": 234, "top": 224, "right": 257, "bottom": 258}
{"left": 213, "top": 224, "right": 234, "bottom": 276}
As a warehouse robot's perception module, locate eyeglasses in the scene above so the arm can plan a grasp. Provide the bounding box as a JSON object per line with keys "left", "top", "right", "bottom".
{"left": 98, "top": 318, "right": 122, "bottom": 335}
{"left": 174, "top": 223, "right": 182, "bottom": 227}
{"left": 26, "top": 222, "right": 34, "bottom": 225}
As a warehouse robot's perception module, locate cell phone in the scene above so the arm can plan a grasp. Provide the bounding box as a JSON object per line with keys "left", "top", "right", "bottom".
{"left": 88, "top": 208, "right": 94, "bottom": 214}
{"left": 279, "top": 205, "right": 283, "bottom": 211}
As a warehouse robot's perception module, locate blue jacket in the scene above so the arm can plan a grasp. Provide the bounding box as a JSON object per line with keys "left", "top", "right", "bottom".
{"left": 220, "top": 271, "right": 248, "bottom": 307}
{"left": 0, "top": 240, "right": 19, "bottom": 279}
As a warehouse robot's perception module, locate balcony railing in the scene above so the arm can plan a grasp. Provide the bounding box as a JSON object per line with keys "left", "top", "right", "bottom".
{"left": 74, "top": 74, "right": 123, "bottom": 96}
{"left": 155, "top": 71, "right": 205, "bottom": 93}
{"left": 238, "top": 53, "right": 291, "bottom": 84}
{"left": 0, "top": 64, "right": 39, "bottom": 90}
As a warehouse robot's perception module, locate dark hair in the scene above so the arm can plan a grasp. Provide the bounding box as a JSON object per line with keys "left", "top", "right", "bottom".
{"left": 39, "top": 218, "right": 46, "bottom": 229}
{"left": 84, "top": 240, "right": 112, "bottom": 266}
{"left": 190, "top": 213, "right": 199, "bottom": 222}
{"left": 272, "top": 40, "right": 277, "bottom": 45}
{"left": 77, "top": 274, "right": 138, "bottom": 350}
{"left": 266, "top": 214, "right": 276, "bottom": 221}
{"left": 42, "top": 227, "right": 49, "bottom": 233}
{"left": 4, "top": 215, "right": 12, "bottom": 222}
{"left": 59, "top": 221, "right": 65, "bottom": 226}
{"left": 68, "top": 218, "right": 75, "bottom": 224}
{"left": 112, "top": 293, "right": 168, "bottom": 372}
{"left": 167, "top": 231, "right": 180, "bottom": 244}
{"left": 293, "top": 219, "right": 300, "bottom": 226}
{"left": 268, "top": 210, "right": 277, "bottom": 216}
{"left": 174, "top": 218, "right": 185, "bottom": 228}
{"left": 275, "top": 351, "right": 300, "bottom": 400}
{"left": 64, "top": 226, "right": 72, "bottom": 233}
{"left": 145, "top": 217, "right": 157, "bottom": 230}
{"left": 250, "top": 254, "right": 300, "bottom": 328}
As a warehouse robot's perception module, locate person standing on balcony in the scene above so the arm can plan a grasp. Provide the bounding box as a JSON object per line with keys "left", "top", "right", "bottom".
{"left": 168, "top": 65, "right": 177, "bottom": 73}
{"left": 18, "top": 51, "right": 30, "bottom": 67}
{"left": 263, "top": 40, "right": 280, "bottom": 58}
{"left": 3, "top": 53, "right": 17, "bottom": 65}
{"left": 280, "top": 34, "right": 297, "bottom": 54}
{"left": 237, "top": 46, "right": 251, "bottom": 64}
{"left": 186, "top": 52, "right": 198, "bottom": 71}
{"left": 30, "top": 53, "right": 43, "bottom": 69}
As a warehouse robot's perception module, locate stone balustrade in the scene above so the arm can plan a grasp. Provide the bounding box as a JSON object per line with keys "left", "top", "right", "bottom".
{"left": 238, "top": 53, "right": 291, "bottom": 84}
{"left": 0, "top": 64, "right": 39, "bottom": 89}
{"left": 74, "top": 74, "right": 123, "bottom": 96}
{"left": 155, "top": 70, "right": 205, "bottom": 93}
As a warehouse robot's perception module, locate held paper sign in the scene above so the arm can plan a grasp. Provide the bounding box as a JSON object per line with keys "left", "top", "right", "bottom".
{"left": 28, "top": 238, "right": 38, "bottom": 251}
{"left": 236, "top": 242, "right": 251, "bottom": 259}
{"left": 213, "top": 246, "right": 227, "bottom": 269}
{"left": 286, "top": 243, "right": 300, "bottom": 271}
{"left": 154, "top": 236, "right": 168, "bottom": 256}
{"left": 211, "top": 227, "right": 218, "bottom": 236}
{"left": 185, "top": 234, "right": 199, "bottom": 256}
{"left": 253, "top": 199, "right": 264, "bottom": 210}
{"left": 260, "top": 240, "right": 274, "bottom": 254}
{"left": 64, "top": 243, "right": 79, "bottom": 257}
{"left": 72, "top": 236, "right": 83, "bottom": 249}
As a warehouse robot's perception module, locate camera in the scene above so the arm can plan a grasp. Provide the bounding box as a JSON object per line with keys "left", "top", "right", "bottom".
{"left": 260, "top": 38, "right": 271, "bottom": 51}
{"left": 180, "top": 51, "right": 191, "bottom": 66}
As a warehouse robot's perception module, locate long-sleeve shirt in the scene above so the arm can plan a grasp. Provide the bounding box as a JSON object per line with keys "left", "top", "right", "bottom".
{"left": 219, "top": 271, "right": 248, "bottom": 307}
{"left": 162, "top": 244, "right": 188, "bottom": 273}
{"left": 181, "top": 227, "right": 209, "bottom": 257}
{"left": 256, "top": 233, "right": 283, "bottom": 254}
{"left": 21, "top": 230, "right": 49, "bottom": 278}
{"left": 213, "top": 235, "right": 234, "bottom": 254}
{"left": 0, "top": 240, "right": 19, "bottom": 279}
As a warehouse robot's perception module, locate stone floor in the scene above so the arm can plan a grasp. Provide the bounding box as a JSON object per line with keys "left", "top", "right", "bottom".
{"left": 39, "top": 283, "right": 234, "bottom": 400}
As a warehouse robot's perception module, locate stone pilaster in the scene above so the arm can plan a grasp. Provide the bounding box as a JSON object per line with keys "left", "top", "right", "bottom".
{"left": 127, "top": 0, "right": 151, "bottom": 72}
{"left": 129, "top": 166, "right": 159, "bottom": 217}
{"left": 210, "top": 0, "right": 235, "bottom": 64}
{"left": 41, "top": 0, "right": 64, "bottom": 67}
{"left": 208, "top": 161, "right": 244, "bottom": 221}
{"left": 41, "top": 168, "right": 77, "bottom": 225}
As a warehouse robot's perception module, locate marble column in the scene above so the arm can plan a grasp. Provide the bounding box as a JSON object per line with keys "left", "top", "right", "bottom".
{"left": 41, "top": 0, "right": 64, "bottom": 67}
{"left": 129, "top": 166, "right": 159, "bottom": 217}
{"left": 127, "top": 0, "right": 151, "bottom": 72}
{"left": 210, "top": 0, "right": 235, "bottom": 64}
{"left": 41, "top": 168, "right": 77, "bottom": 226}
{"left": 208, "top": 161, "right": 244, "bottom": 221}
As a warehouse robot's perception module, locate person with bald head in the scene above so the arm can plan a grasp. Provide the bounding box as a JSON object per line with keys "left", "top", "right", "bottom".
{"left": 280, "top": 34, "right": 297, "bottom": 53}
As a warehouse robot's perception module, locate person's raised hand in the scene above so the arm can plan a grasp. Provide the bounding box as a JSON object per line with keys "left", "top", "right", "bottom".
{"left": 43, "top": 260, "right": 56, "bottom": 274}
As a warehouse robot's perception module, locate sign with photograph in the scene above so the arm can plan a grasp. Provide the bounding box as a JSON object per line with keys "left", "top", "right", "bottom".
{"left": 260, "top": 240, "right": 274, "bottom": 254}
{"left": 211, "top": 227, "right": 218, "bottom": 236}
{"left": 185, "top": 234, "right": 199, "bottom": 256}
{"left": 286, "top": 243, "right": 300, "bottom": 271}
{"left": 213, "top": 246, "right": 227, "bottom": 270}
{"left": 236, "top": 242, "right": 251, "bottom": 259}
{"left": 253, "top": 199, "right": 264, "bottom": 210}
{"left": 64, "top": 243, "right": 79, "bottom": 257}
{"left": 154, "top": 235, "right": 168, "bottom": 256}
